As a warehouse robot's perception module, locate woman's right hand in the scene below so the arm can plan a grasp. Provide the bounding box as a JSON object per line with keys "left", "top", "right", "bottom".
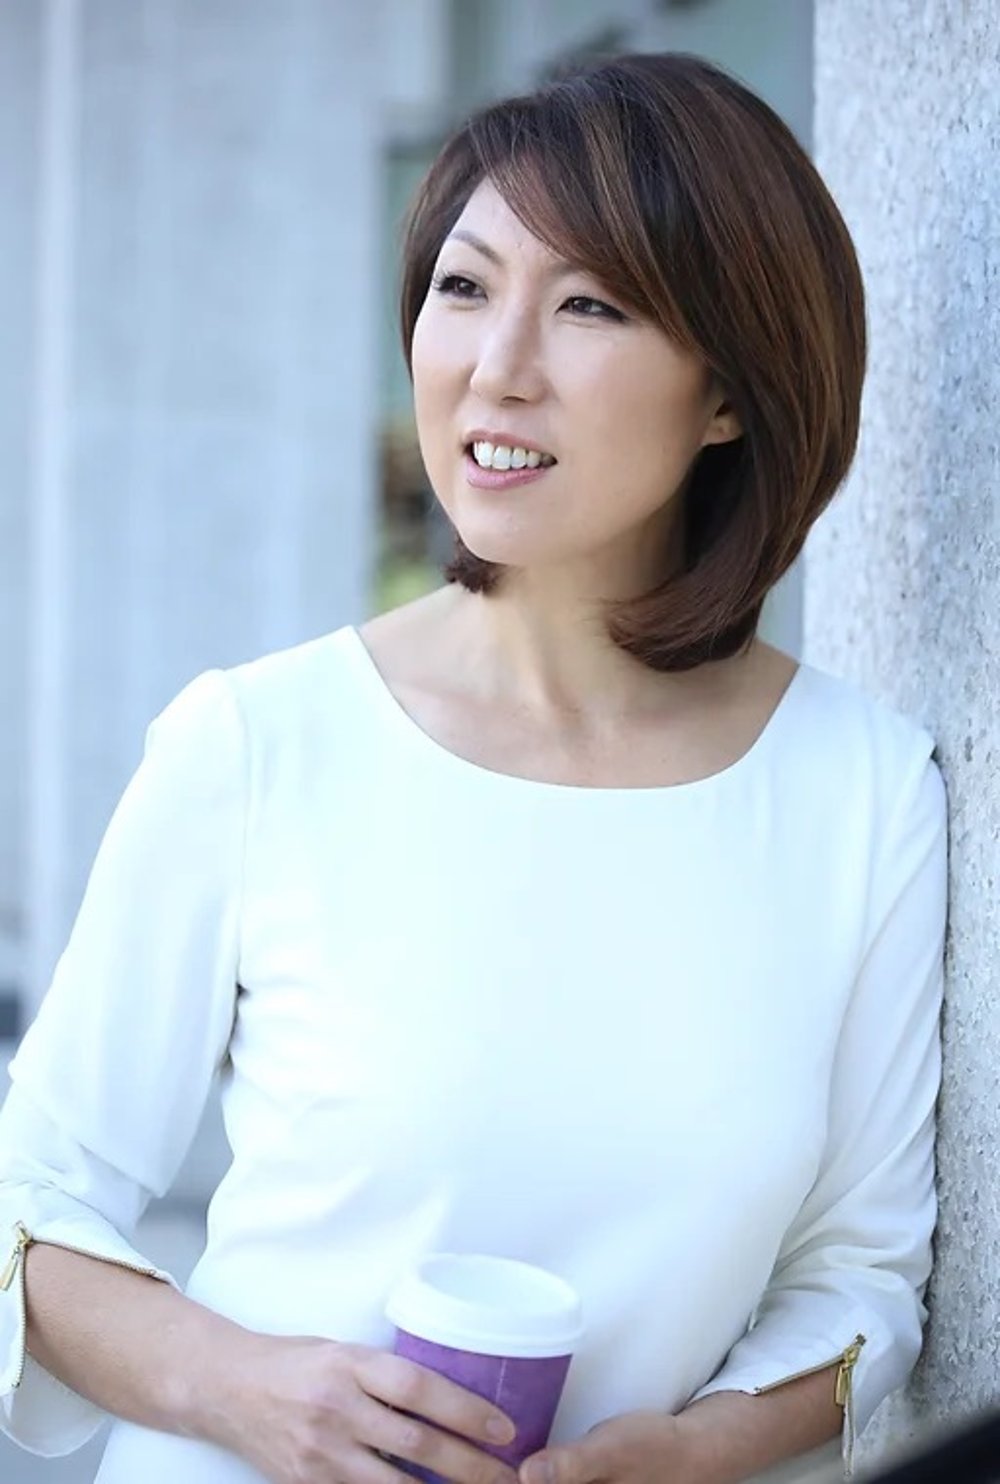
{"left": 204, "top": 1331, "right": 520, "bottom": 1484}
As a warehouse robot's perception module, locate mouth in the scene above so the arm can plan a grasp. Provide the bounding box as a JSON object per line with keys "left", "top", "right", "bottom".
{"left": 464, "top": 439, "right": 557, "bottom": 473}
{"left": 463, "top": 441, "right": 557, "bottom": 491}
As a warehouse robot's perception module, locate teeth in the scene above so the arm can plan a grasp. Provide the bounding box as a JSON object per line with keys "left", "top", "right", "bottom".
{"left": 471, "top": 441, "right": 554, "bottom": 471}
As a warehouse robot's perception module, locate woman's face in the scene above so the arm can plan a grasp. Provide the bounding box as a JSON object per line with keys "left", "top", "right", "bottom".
{"left": 410, "top": 179, "right": 739, "bottom": 588}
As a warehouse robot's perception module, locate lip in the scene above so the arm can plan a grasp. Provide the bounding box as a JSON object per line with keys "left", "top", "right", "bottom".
{"left": 462, "top": 428, "right": 556, "bottom": 461}
{"left": 464, "top": 448, "right": 552, "bottom": 490}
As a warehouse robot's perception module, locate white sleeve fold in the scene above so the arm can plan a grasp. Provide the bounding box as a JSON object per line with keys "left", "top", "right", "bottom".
{"left": 0, "top": 668, "right": 247, "bottom": 1457}
{"left": 689, "top": 749, "right": 947, "bottom": 1473}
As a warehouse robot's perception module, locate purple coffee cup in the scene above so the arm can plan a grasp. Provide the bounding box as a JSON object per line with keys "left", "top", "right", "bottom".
{"left": 385, "top": 1253, "right": 584, "bottom": 1483}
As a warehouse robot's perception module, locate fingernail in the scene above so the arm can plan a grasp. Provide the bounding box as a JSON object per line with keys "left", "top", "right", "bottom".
{"left": 487, "top": 1415, "right": 515, "bottom": 1443}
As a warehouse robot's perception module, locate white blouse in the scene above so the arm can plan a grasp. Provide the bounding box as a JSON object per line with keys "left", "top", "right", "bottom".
{"left": 0, "top": 625, "right": 947, "bottom": 1481}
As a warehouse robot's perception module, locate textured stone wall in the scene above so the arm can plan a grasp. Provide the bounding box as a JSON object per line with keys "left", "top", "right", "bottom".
{"left": 808, "top": 1, "right": 1000, "bottom": 1465}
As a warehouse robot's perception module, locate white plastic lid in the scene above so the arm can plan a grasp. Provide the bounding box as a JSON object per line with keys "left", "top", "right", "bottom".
{"left": 385, "top": 1253, "right": 584, "bottom": 1359}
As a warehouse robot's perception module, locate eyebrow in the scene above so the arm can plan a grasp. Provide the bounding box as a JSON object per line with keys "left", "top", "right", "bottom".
{"left": 445, "top": 228, "right": 582, "bottom": 281}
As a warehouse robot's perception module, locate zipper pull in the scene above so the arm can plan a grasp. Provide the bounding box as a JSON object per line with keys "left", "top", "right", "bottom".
{"left": 0, "top": 1223, "right": 32, "bottom": 1292}
{"left": 835, "top": 1333, "right": 866, "bottom": 1407}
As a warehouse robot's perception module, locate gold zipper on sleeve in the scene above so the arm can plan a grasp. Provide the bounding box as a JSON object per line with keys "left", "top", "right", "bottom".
{"left": 835, "top": 1335, "right": 866, "bottom": 1475}
{"left": 0, "top": 1222, "right": 31, "bottom": 1293}
{"left": 1, "top": 1221, "right": 168, "bottom": 1391}
{"left": 0, "top": 1222, "right": 33, "bottom": 1391}
{"left": 752, "top": 1333, "right": 867, "bottom": 1475}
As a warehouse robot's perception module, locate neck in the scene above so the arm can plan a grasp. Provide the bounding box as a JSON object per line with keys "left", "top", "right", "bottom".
{"left": 439, "top": 579, "right": 744, "bottom": 724}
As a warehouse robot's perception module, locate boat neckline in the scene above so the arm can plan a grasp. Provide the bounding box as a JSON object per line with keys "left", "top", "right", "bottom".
{"left": 339, "top": 622, "right": 809, "bottom": 799}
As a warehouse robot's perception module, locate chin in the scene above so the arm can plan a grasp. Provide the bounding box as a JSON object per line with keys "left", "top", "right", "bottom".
{"left": 452, "top": 524, "right": 556, "bottom": 569}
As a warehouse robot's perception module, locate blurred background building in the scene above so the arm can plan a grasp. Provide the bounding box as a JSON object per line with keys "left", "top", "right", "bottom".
{"left": 0, "top": 2, "right": 996, "bottom": 1481}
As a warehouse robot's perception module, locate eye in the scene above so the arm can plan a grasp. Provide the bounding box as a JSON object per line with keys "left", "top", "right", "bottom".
{"left": 430, "top": 272, "right": 483, "bottom": 300}
{"left": 562, "top": 295, "right": 626, "bottom": 322}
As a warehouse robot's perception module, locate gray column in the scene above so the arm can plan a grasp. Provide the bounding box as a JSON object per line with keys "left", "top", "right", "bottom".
{"left": 0, "top": 2, "right": 43, "bottom": 1019}
{"left": 21, "top": 0, "right": 380, "bottom": 1013}
{"left": 808, "top": 0, "right": 999, "bottom": 1463}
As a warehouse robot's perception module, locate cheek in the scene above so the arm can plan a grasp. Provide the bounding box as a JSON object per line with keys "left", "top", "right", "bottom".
{"left": 411, "top": 312, "right": 467, "bottom": 493}
{"left": 411, "top": 324, "right": 444, "bottom": 445}
{"left": 581, "top": 359, "right": 710, "bottom": 472}
{"left": 411, "top": 300, "right": 465, "bottom": 380}
{"left": 410, "top": 312, "right": 436, "bottom": 398}
{"left": 411, "top": 312, "right": 463, "bottom": 430}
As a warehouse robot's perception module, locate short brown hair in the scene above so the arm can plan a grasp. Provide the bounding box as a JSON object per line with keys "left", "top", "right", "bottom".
{"left": 399, "top": 52, "right": 865, "bottom": 670}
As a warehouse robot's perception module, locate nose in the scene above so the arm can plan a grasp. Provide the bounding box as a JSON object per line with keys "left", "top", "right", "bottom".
{"left": 468, "top": 307, "right": 547, "bottom": 405}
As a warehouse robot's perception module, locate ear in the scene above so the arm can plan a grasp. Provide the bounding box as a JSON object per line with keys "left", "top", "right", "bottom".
{"left": 701, "top": 398, "right": 743, "bottom": 447}
{"left": 701, "top": 383, "right": 743, "bottom": 447}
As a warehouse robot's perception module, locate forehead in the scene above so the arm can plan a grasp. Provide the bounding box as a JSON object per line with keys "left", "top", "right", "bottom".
{"left": 445, "top": 179, "right": 571, "bottom": 269}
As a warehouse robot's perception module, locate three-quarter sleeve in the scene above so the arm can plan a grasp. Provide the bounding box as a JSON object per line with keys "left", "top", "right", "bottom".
{"left": 0, "top": 668, "right": 248, "bottom": 1456}
{"left": 689, "top": 746, "right": 948, "bottom": 1473}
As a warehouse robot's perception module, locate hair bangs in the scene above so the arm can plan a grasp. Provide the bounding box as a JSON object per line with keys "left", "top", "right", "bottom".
{"left": 465, "top": 89, "right": 695, "bottom": 347}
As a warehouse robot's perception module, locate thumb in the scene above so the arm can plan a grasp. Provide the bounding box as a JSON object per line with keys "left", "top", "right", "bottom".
{"left": 519, "top": 1437, "right": 604, "bottom": 1484}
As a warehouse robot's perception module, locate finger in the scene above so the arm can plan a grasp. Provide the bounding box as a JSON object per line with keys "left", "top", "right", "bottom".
{"left": 519, "top": 1440, "right": 604, "bottom": 1484}
{"left": 334, "top": 1444, "right": 396, "bottom": 1482}
{"left": 333, "top": 1440, "right": 412, "bottom": 1484}
{"left": 360, "top": 1394, "right": 518, "bottom": 1484}
{"left": 358, "top": 1351, "right": 516, "bottom": 1451}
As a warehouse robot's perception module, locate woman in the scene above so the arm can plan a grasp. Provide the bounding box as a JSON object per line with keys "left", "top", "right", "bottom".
{"left": 0, "top": 51, "right": 946, "bottom": 1484}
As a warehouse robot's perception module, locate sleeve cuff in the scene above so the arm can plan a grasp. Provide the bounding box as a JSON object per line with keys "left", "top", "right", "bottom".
{"left": 688, "top": 1300, "right": 897, "bottom": 1477}
{"left": 0, "top": 1210, "right": 176, "bottom": 1457}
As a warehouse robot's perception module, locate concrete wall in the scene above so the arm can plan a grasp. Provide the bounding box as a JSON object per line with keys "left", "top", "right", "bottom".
{"left": 808, "top": 0, "right": 1000, "bottom": 1464}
